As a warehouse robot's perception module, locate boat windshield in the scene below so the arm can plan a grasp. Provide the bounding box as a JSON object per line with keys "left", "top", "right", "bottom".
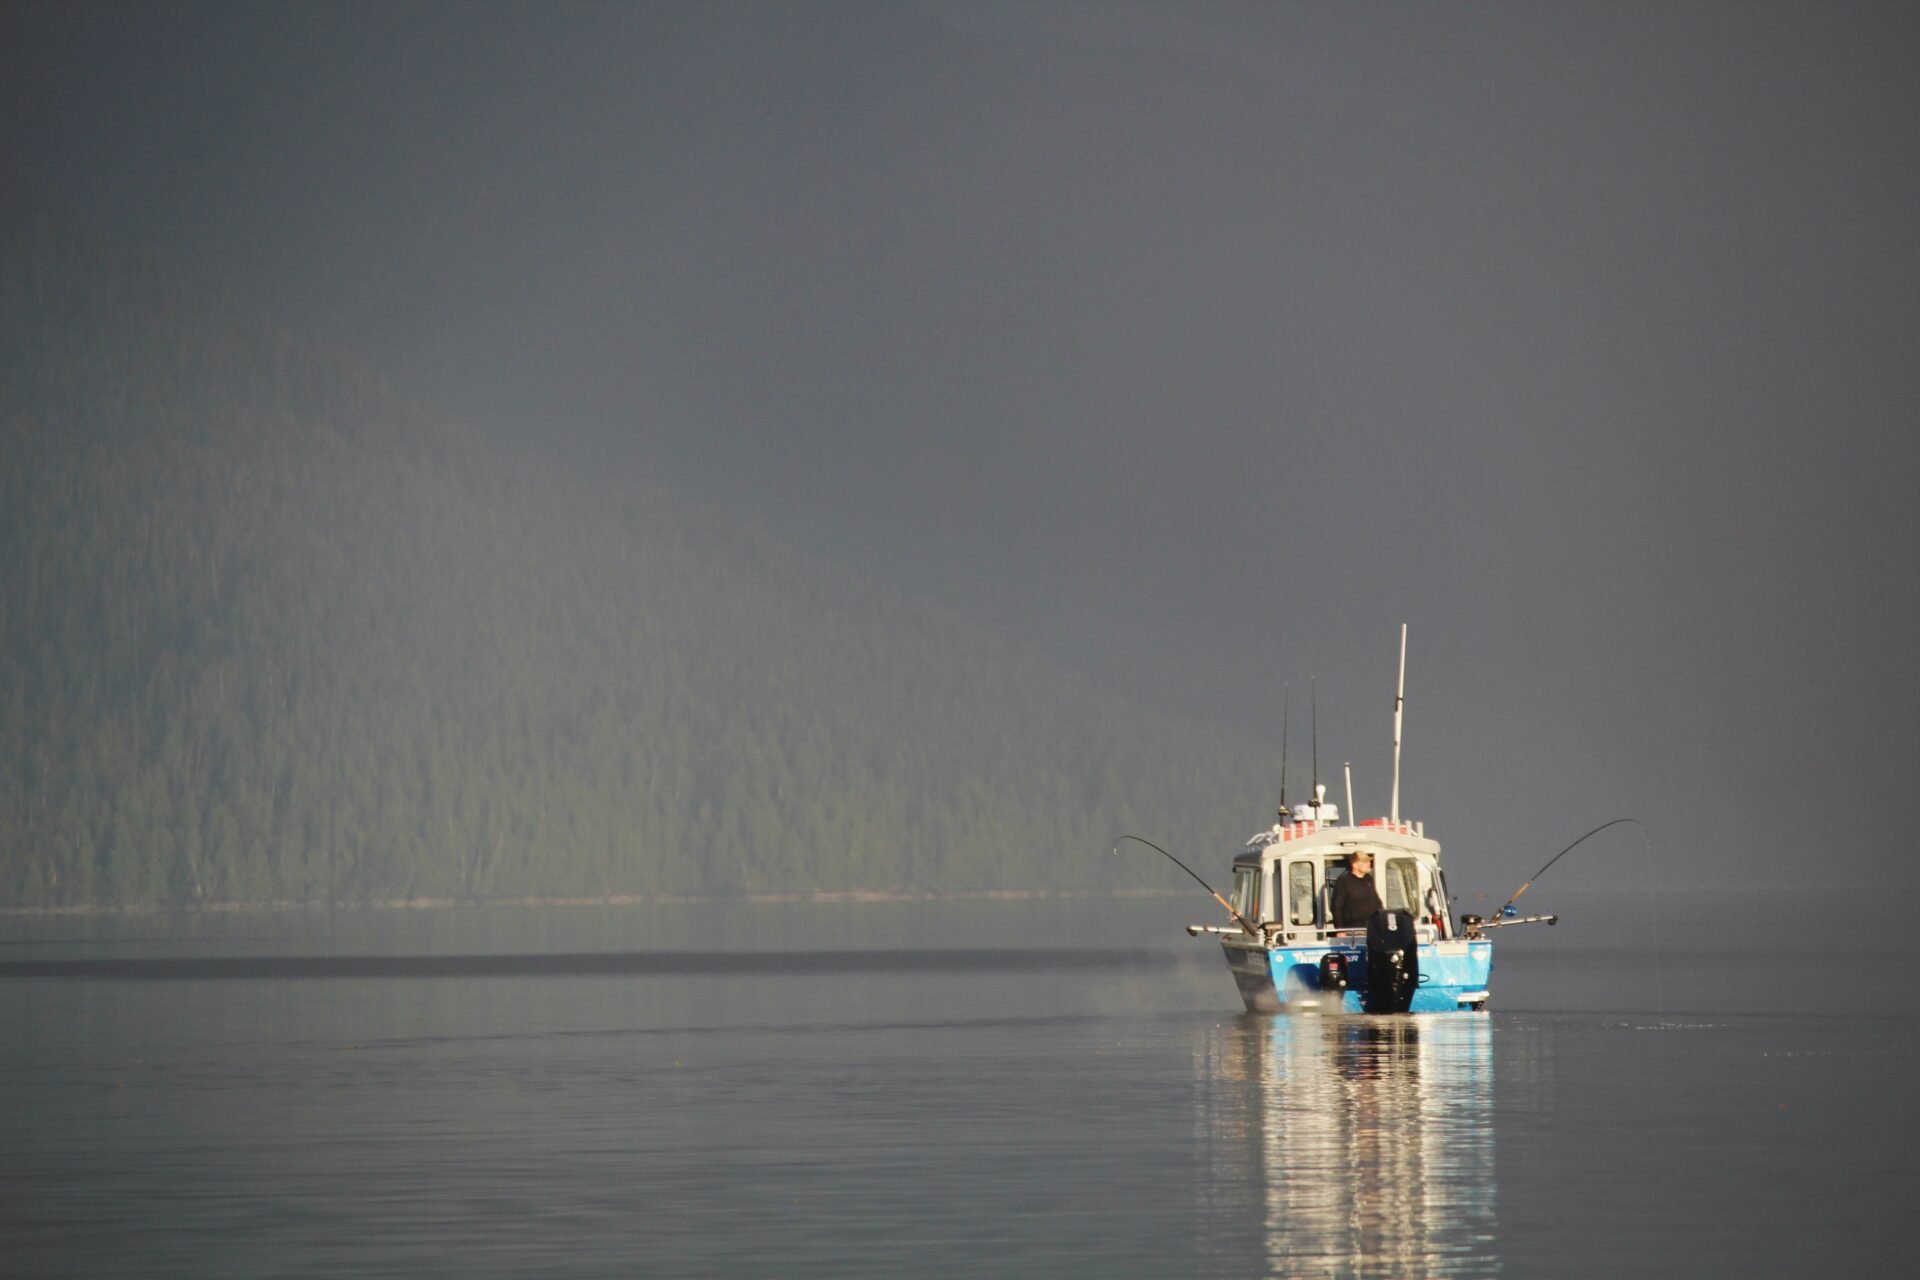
{"left": 1382, "top": 858, "right": 1420, "bottom": 914}
{"left": 1231, "top": 865, "right": 1262, "bottom": 923}
{"left": 1287, "top": 861, "right": 1316, "bottom": 926}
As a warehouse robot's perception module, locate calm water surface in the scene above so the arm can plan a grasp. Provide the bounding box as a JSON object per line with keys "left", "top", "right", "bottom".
{"left": 2, "top": 891, "right": 1911, "bottom": 1277}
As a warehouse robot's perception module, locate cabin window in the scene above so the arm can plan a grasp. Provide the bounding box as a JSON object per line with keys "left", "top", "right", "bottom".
{"left": 1383, "top": 858, "right": 1420, "bottom": 914}
{"left": 1287, "top": 861, "right": 1317, "bottom": 926}
{"left": 1231, "top": 866, "right": 1262, "bottom": 922}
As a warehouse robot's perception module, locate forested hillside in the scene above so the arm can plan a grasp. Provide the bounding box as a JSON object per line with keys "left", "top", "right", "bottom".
{"left": 0, "top": 190, "right": 1278, "bottom": 909}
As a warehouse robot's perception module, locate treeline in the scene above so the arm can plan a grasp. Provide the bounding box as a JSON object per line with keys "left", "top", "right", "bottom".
{"left": 0, "top": 190, "right": 1276, "bottom": 909}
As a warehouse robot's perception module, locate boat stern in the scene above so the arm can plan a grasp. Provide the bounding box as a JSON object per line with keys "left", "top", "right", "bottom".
{"left": 1223, "top": 938, "right": 1493, "bottom": 1014}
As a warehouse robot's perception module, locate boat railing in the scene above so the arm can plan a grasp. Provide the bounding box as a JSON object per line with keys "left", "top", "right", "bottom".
{"left": 1248, "top": 819, "right": 1425, "bottom": 849}
{"left": 1191, "top": 921, "right": 1452, "bottom": 945}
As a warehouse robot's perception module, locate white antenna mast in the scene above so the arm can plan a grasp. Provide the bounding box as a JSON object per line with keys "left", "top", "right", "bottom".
{"left": 1390, "top": 624, "right": 1407, "bottom": 824}
{"left": 1343, "top": 762, "right": 1355, "bottom": 831}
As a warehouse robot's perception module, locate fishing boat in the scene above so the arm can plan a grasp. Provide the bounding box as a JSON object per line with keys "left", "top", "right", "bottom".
{"left": 1194, "top": 794, "right": 1497, "bottom": 1014}
{"left": 1142, "top": 627, "right": 1561, "bottom": 1014}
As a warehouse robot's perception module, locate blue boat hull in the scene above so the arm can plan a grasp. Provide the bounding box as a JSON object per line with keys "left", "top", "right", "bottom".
{"left": 1225, "top": 938, "right": 1493, "bottom": 1013}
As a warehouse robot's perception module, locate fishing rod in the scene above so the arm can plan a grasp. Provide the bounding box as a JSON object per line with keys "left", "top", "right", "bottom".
{"left": 1498, "top": 817, "right": 1650, "bottom": 916}
{"left": 1112, "top": 834, "right": 1257, "bottom": 936}
{"left": 1460, "top": 911, "right": 1559, "bottom": 938}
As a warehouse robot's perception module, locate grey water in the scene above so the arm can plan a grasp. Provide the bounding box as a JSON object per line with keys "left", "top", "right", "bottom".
{"left": 2, "top": 890, "right": 1910, "bottom": 1278}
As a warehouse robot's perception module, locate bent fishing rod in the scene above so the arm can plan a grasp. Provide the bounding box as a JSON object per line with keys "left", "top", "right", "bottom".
{"left": 1112, "top": 834, "right": 1257, "bottom": 936}
{"left": 1497, "top": 816, "right": 1650, "bottom": 917}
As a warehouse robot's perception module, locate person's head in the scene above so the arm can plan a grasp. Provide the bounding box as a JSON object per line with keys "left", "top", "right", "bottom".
{"left": 1349, "top": 852, "right": 1373, "bottom": 878}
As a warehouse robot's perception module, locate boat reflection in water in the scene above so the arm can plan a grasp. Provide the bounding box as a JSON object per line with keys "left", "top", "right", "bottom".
{"left": 1194, "top": 1014, "right": 1496, "bottom": 1278}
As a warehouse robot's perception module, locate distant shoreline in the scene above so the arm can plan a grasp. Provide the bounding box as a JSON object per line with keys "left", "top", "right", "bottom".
{"left": 0, "top": 887, "right": 1184, "bottom": 917}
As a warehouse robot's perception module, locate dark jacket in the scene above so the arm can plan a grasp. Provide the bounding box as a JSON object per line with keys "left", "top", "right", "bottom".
{"left": 1330, "top": 870, "right": 1383, "bottom": 928}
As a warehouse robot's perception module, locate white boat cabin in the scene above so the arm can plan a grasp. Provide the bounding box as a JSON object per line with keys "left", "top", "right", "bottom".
{"left": 1230, "top": 806, "right": 1456, "bottom": 946}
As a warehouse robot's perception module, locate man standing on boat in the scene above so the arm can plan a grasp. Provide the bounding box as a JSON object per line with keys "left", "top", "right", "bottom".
{"left": 1331, "top": 851, "right": 1384, "bottom": 929}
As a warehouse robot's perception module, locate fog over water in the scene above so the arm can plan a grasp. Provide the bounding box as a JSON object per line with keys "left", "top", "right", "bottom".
{"left": 6, "top": 1, "right": 1919, "bottom": 890}
{"left": 8, "top": 10, "right": 1917, "bottom": 1274}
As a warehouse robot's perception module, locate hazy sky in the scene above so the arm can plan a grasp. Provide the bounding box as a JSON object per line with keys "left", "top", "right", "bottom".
{"left": 6, "top": 1, "right": 1918, "bottom": 887}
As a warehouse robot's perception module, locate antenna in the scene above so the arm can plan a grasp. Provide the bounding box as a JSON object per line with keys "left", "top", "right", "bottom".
{"left": 1310, "top": 677, "right": 1319, "bottom": 811}
{"left": 1390, "top": 624, "right": 1407, "bottom": 825}
{"left": 1343, "top": 762, "right": 1355, "bottom": 830}
{"left": 1277, "top": 684, "right": 1290, "bottom": 817}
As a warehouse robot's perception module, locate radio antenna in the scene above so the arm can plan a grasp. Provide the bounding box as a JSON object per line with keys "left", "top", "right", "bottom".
{"left": 1390, "top": 624, "right": 1407, "bottom": 824}
{"left": 1310, "top": 677, "right": 1319, "bottom": 812}
{"left": 1278, "top": 684, "right": 1290, "bottom": 816}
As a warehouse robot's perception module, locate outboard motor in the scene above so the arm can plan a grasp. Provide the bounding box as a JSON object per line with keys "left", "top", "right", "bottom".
{"left": 1317, "top": 951, "right": 1351, "bottom": 995}
{"left": 1364, "top": 910, "right": 1420, "bottom": 1013}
